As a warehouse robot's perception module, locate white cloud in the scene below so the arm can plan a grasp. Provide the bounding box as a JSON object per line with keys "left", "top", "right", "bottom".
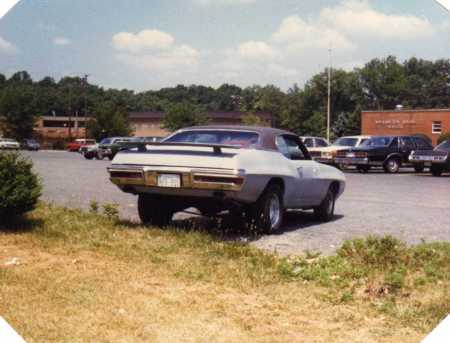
{"left": 193, "top": 0, "right": 257, "bottom": 6}
{"left": 236, "top": 41, "right": 276, "bottom": 60}
{"left": 112, "top": 29, "right": 174, "bottom": 53}
{"left": 272, "top": 15, "right": 354, "bottom": 52}
{"left": 53, "top": 37, "right": 71, "bottom": 46}
{"left": 113, "top": 29, "right": 199, "bottom": 72}
{"left": 320, "top": 0, "right": 435, "bottom": 40}
{"left": 0, "top": 35, "right": 18, "bottom": 54}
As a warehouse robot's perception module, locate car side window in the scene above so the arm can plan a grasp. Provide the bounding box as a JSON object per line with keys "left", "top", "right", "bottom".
{"left": 389, "top": 137, "right": 399, "bottom": 148}
{"left": 400, "top": 137, "right": 414, "bottom": 149}
{"left": 276, "top": 135, "right": 310, "bottom": 160}
{"left": 303, "top": 138, "right": 314, "bottom": 148}
{"left": 315, "top": 138, "right": 328, "bottom": 147}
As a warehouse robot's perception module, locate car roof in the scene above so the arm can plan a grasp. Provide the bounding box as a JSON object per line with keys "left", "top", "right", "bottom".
{"left": 171, "top": 125, "right": 296, "bottom": 150}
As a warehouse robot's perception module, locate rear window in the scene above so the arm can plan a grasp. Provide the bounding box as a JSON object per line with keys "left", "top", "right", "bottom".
{"left": 165, "top": 130, "right": 259, "bottom": 148}
{"left": 334, "top": 137, "right": 358, "bottom": 147}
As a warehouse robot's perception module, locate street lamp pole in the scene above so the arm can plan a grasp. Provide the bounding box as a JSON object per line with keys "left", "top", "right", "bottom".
{"left": 327, "top": 48, "right": 332, "bottom": 142}
{"left": 83, "top": 74, "right": 89, "bottom": 139}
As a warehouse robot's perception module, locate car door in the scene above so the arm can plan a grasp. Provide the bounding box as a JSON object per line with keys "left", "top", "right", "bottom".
{"left": 275, "top": 135, "right": 320, "bottom": 207}
{"left": 399, "top": 137, "right": 415, "bottom": 163}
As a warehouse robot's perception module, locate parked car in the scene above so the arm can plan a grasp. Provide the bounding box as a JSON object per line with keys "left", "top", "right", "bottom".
{"left": 107, "top": 126, "right": 346, "bottom": 232}
{"left": 335, "top": 135, "right": 433, "bottom": 173}
{"left": 80, "top": 142, "right": 99, "bottom": 159}
{"left": 20, "top": 139, "right": 40, "bottom": 151}
{"left": 96, "top": 137, "right": 132, "bottom": 160}
{"left": 300, "top": 136, "right": 330, "bottom": 149}
{"left": 409, "top": 139, "right": 450, "bottom": 176}
{"left": 66, "top": 139, "right": 96, "bottom": 152}
{"left": 0, "top": 138, "right": 20, "bottom": 150}
{"left": 308, "top": 135, "right": 371, "bottom": 166}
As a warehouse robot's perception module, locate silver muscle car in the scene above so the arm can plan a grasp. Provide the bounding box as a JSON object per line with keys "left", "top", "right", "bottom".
{"left": 107, "top": 126, "right": 346, "bottom": 232}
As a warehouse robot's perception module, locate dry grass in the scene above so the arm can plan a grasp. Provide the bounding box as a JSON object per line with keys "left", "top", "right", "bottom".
{"left": 0, "top": 204, "right": 446, "bottom": 342}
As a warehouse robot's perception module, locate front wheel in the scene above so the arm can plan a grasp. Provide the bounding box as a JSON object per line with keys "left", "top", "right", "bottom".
{"left": 314, "top": 187, "right": 336, "bottom": 222}
{"left": 383, "top": 157, "right": 400, "bottom": 173}
{"left": 246, "top": 184, "right": 284, "bottom": 234}
{"left": 430, "top": 165, "right": 443, "bottom": 177}
{"left": 138, "top": 194, "right": 175, "bottom": 226}
{"left": 414, "top": 164, "right": 424, "bottom": 173}
{"left": 357, "top": 165, "right": 371, "bottom": 173}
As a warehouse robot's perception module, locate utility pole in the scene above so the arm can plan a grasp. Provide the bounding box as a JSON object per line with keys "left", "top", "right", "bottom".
{"left": 83, "top": 74, "right": 89, "bottom": 139}
{"left": 327, "top": 48, "right": 332, "bottom": 142}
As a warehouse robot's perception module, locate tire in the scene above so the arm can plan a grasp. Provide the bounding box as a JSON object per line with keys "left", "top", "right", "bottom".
{"left": 314, "top": 186, "right": 336, "bottom": 222}
{"left": 138, "top": 194, "right": 175, "bottom": 226}
{"left": 383, "top": 157, "right": 401, "bottom": 173}
{"left": 414, "top": 164, "right": 424, "bottom": 173}
{"left": 84, "top": 153, "right": 93, "bottom": 160}
{"left": 246, "top": 183, "right": 284, "bottom": 234}
{"left": 107, "top": 155, "right": 114, "bottom": 161}
{"left": 357, "top": 165, "right": 371, "bottom": 173}
{"left": 430, "top": 165, "right": 443, "bottom": 177}
{"left": 96, "top": 151, "right": 104, "bottom": 160}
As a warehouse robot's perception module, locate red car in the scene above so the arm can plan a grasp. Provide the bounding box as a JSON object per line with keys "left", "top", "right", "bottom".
{"left": 66, "top": 139, "right": 96, "bottom": 152}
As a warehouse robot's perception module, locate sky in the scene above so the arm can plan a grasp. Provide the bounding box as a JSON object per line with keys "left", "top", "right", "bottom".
{"left": 0, "top": 0, "right": 449, "bottom": 92}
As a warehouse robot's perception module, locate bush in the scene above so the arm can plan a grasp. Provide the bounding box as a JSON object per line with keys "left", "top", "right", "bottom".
{"left": 0, "top": 152, "right": 41, "bottom": 221}
{"left": 437, "top": 132, "right": 450, "bottom": 144}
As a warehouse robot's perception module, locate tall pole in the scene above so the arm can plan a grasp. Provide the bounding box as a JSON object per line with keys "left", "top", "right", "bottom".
{"left": 327, "top": 48, "right": 332, "bottom": 142}
{"left": 84, "top": 74, "right": 89, "bottom": 139}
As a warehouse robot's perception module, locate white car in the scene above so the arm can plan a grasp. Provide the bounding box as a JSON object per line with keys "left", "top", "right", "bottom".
{"left": 308, "top": 135, "right": 372, "bottom": 165}
{"left": 300, "top": 136, "right": 330, "bottom": 149}
{"left": 108, "top": 126, "right": 346, "bottom": 232}
{"left": 0, "top": 138, "right": 20, "bottom": 150}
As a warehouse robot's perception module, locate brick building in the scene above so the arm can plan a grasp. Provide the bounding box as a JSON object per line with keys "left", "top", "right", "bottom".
{"left": 361, "top": 109, "right": 450, "bottom": 144}
{"left": 34, "top": 116, "right": 90, "bottom": 143}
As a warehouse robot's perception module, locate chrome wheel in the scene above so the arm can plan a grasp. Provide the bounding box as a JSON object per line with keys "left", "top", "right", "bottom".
{"left": 268, "top": 194, "right": 281, "bottom": 228}
{"left": 384, "top": 158, "right": 400, "bottom": 173}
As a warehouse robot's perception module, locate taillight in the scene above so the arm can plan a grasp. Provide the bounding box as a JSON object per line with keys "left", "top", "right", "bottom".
{"left": 193, "top": 175, "right": 244, "bottom": 185}
{"left": 110, "top": 171, "right": 142, "bottom": 179}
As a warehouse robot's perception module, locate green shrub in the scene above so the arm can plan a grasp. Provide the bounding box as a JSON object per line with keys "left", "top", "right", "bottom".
{"left": 437, "top": 132, "right": 450, "bottom": 144}
{"left": 0, "top": 152, "right": 41, "bottom": 221}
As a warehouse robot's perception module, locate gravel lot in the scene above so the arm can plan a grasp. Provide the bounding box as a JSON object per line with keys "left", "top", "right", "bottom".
{"left": 24, "top": 150, "right": 450, "bottom": 255}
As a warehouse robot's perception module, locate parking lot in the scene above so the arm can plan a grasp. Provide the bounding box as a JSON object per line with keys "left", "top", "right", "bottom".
{"left": 25, "top": 150, "right": 450, "bottom": 255}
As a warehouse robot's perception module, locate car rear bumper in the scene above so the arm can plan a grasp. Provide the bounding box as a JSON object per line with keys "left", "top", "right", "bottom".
{"left": 108, "top": 164, "right": 246, "bottom": 195}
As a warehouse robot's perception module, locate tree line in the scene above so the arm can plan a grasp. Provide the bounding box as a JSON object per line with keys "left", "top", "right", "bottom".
{"left": 1, "top": 55, "right": 450, "bottom": 140}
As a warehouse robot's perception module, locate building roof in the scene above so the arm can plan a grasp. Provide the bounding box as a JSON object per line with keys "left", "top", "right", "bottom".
{"left": 362, "top": 108, "right": 450, "bottom": 113}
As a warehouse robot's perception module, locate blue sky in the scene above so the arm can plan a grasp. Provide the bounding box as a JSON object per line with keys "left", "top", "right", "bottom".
{"left": 0, "top": 0, "right": 449, "bottom": 91}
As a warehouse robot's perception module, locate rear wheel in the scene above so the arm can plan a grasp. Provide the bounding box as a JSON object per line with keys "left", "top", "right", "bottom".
{"left": 138, "top": 194, "right": 175, "bottom": 226}
{"left": 246, "top": 183, "right": 284, "bottom": 234}
{"left": 414, "top": 164, "right": 424, "bottom": 173}
{"left": 383, "top": 157, "right": 400, "bottom": 173}
{"left": 431, "top": 165, "right": 443, "bottom": 177}
{"left": 314, "top": 186, "right": 336, "bottom": 222}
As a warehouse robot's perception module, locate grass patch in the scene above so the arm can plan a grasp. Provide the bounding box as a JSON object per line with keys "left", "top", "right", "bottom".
{"left": 0, "top": 203, "right": 448, "bottom": 342}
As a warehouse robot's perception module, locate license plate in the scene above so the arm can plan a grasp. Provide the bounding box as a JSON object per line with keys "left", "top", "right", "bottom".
{"left": 346, "top": 153, "right": 355, "bottom": 158}
{"left": 157, "top": 174, "right": 181, "bottom": 188}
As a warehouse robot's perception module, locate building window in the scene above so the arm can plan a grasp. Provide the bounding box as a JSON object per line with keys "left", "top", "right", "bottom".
{"left": 432, "top": 121, "right": 442, "bottom": 134}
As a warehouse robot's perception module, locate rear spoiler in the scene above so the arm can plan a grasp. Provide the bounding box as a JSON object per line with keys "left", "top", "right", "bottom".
{"left": 128, "top": 142, "right": 242, "bottom": 154}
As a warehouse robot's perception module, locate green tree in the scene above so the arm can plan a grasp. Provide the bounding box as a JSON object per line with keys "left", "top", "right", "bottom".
{"left": 0, "top": 85, "right": 38, "bottom": 139}
{"left": 88, "top": 101, "right": 133, "bottom": 140}
{"left": 241, "top": 113, "right": 267, "bottom": 126}
{"left": 162, "top": 102, "right": 208, "bottom": 131}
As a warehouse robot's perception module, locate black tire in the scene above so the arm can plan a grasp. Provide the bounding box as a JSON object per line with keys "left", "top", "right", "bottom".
{"left": 357, "top": 165, "right": 370, "bottom": 173}
{"left": 246, "top": 183, "right": 284, "bottom": 234}
{"left": 314, "top": 186, "right": 336, "bottom": 222}
{"left": 84, "top": 153, "right": 93, "bottom": 160}
{"left": 430, "top": 165, "right": 443, "bottom": 177}
{"left": 96, "top": 151, "right": 104, "bottom": 160}
{"left": 414, "top": 164, "right": 424, "bottom": 173}
{"left": 107, "top": 155, "right": 114, "bottom": 161}
{"left": 383, "top": 157, "right": 401, "bottom": 173}
{"left": 138, "top": 194, "right": 175, "bottom": 226}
